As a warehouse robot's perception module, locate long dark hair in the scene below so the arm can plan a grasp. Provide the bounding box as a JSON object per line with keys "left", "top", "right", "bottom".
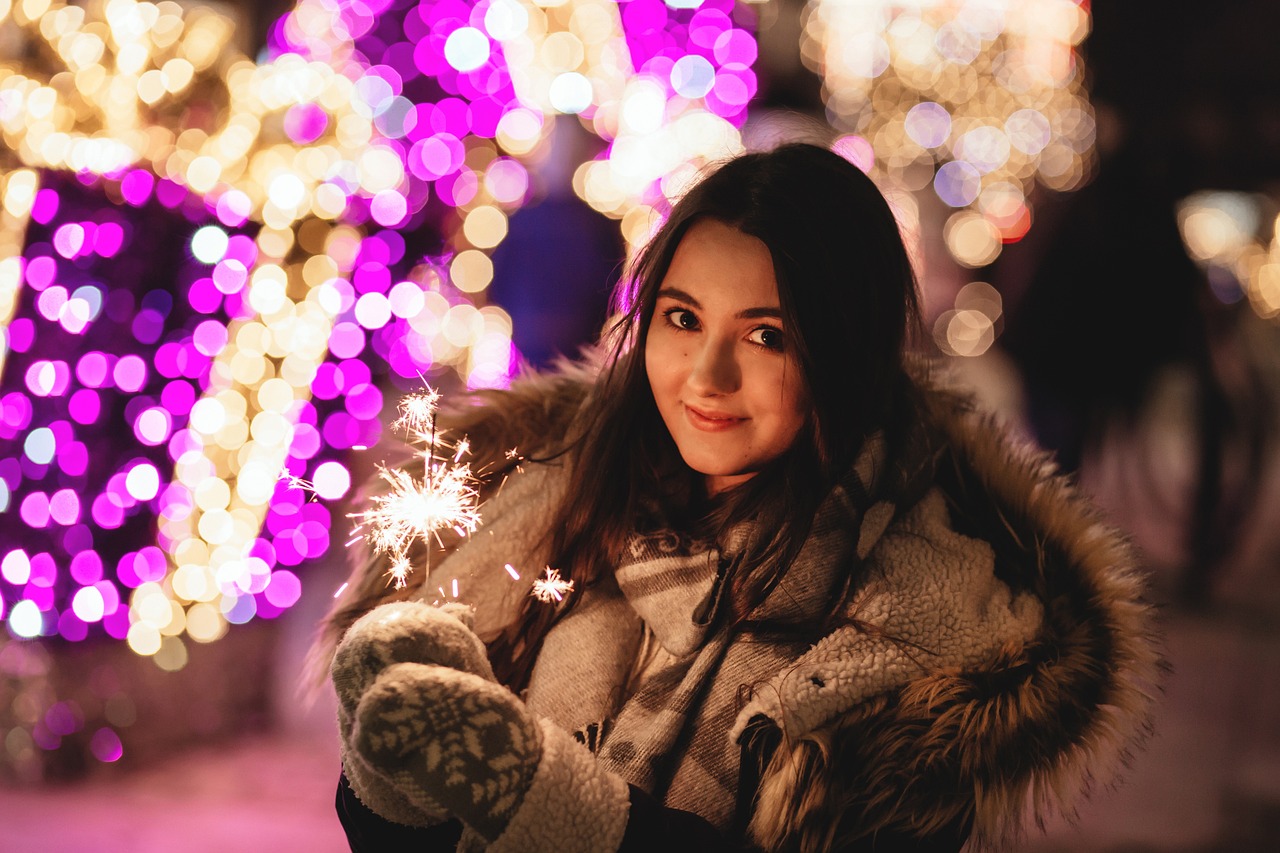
{"left": 488, "top": 143, "right": 922, "bottom": 689}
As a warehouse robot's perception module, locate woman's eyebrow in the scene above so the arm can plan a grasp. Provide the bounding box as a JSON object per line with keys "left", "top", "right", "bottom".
{"left": 739, "top": 306, "right": 783, "bottom": 320}
{"left": 656, "top": 287, "right": 700, "bottom": 306}
{"left": 656, "top": 287, "right": 782, "bottom": 320}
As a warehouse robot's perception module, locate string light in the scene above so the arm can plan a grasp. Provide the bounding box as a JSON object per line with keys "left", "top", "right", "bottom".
{"left": 803, "top": 0, "right": 1095, "bottom": 280}
{"left": 0, "top": 0, "right": 757, "bottom": 777}
{"left": 2, "top": 0, "right": 757, "bottom": 676}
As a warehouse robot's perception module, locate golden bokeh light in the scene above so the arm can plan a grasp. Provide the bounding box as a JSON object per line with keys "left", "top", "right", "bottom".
{"left": 803, "top": 0, "right": 1095, "bottom": 276}
{"left": 1176, "top": 191, "right": 1280, "bottom": 321}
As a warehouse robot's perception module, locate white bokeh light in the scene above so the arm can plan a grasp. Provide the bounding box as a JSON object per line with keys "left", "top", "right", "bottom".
{"left": 268, "top": 173, "right": 307, "bottom": 210}
{"left": 549, "top": 72, "right": 594, "bottom": 114}
{"left": 484, "top": 0, "right": 529, "bottom": 40}
{"left": 72, "top": 585, "right": 107, "bottom": 622}
{"left": 312, "top": 461, "right": 352, "bottom": 500}
{"left": 191, "top": 225, "right": 230, "bottom": 264}
{"left": 9, "top": 599, "right": 43, "bottom": 638}
{"left": 1, "top": 550, "right": 31, "bottom": 585}
{"left": 125, "top": 463, "right": 162, "bottom": 501}
{"left": 445, "top": 27, "right": 491, "bottom": 73}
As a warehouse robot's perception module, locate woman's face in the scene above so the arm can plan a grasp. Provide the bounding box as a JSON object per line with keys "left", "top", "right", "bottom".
{"left": 645, "top": 220, "right": 810, "bottom": 495}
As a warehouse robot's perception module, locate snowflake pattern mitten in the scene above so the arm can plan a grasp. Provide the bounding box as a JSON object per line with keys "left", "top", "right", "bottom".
{"left": 331, "top": 601, "right": 497, "bottom": 824}
{"left": 353, "top": 662, "right": 543, "bottom": 843}
{"left": 332, "top": 600, "right": 495, "bottom": 704}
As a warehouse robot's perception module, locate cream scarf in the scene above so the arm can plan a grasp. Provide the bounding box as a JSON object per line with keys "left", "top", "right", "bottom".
{"left": 521, "top": 430, "right": 940, "bottom": 830}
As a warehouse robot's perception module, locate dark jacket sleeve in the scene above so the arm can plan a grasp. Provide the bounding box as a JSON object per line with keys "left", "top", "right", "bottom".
{"left": 619, "top": 784, "right": 738, "bottom": 852}
{"left": 337, "top": 773, "right": 730, "bottom": 853}
{"left": 338, "top": 771, "right": 968, "bottom": 853}
{"left": 336, "top": 773, "right": 462, "bottom": 852}
{"left": 619, "top": 783, "right": 966, "bottom": 853}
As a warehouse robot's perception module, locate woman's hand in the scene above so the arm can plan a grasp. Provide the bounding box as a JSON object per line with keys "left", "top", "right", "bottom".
{"left": 334, "top": 600, "right": 631, "bottom": 850}
{"left": 332, "top": 601, "right": 496, "bottom": 701}
{"left": 352, "top": 663, "right": 543, "bottom": 842}
{"left": 348, "top": 657, "right": 633, "bottom": 852}
{"left": 331, "top": 601, "right": 497, "bottom": 826}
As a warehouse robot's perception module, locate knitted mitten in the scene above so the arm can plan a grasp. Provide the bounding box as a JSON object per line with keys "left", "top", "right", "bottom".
{"left": 353, "top": 662, "right": 542, "bottom": 842}
{"left": 332, "top": 601, "right": 496, "bottom": 698}
{"left": 352, "top": 661, "right": 633, "bottom": 852}
{"left": 331, "top": 601, "right": 496, "bottom": 825}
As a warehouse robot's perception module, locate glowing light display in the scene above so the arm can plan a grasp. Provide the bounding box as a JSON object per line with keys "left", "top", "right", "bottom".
{"left": 0, "top": 0, "right": 762, "bottom": 776}
{"left": 2, "top": 0, "right": 1107, "bottom": 779}
{"left": 564, "top": 0, "right": 759, "bottom": 250}
{"left": 803, "top": 0, "right": 1095, "bottom": 273}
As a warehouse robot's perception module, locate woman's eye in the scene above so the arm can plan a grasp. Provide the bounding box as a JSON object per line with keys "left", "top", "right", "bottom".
{"left": 664, "top": 308, "right": 699, "bottom": 331}
{"left": 748, "top": 326, "right": 784, "bottom": 350}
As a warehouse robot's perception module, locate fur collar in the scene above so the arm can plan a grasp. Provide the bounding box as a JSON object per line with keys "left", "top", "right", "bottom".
{"left": 333, "top": 361, "right": 1162, "bottom": 850}
{"left": 741, "top": 387, "right": 1163, "bottom": 851}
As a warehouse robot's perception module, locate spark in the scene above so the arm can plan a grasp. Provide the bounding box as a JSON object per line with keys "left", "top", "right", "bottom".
{"left": 279, "top": 470, "right": 323, "bottom": 502}
{"left": 280, "top": 470, "right": 307, "bottom": 487}
{"left": 505, "top": 447, "right": 521, "bottom": 460}
{"left": 531, "top": 567, "right": 573, "bottom": 603}
{"left": 334, "top": 582, "right": 349, "bottom": 599}
{"left": 451, "top": 577, "right": 459, "bottom": 598}
{"left": 339, "top": 384, "right": 485, "bottom": 588}
{"left": 392, "top": 388, "right": 443, "bottom": 437}
{"left": 388, "top": 554, "right": 412, "bottom": 588}
{"left": 280, "top": 470, "right": 313, "bottom": 492}
{"left": 348, "top": 462, "right": 482, "bottom": 588}
{"left": 504, "top": 563, "right": 521, "bottom": 580}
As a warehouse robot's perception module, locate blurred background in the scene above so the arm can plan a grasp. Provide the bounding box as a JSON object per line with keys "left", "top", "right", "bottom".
{"left": 1, "top": 1, "right": 1278, "bottom": 850}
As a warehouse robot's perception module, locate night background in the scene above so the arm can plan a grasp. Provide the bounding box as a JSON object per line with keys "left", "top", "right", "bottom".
{"left": 2, "top": 1, "right": 1278, "bottom": 850}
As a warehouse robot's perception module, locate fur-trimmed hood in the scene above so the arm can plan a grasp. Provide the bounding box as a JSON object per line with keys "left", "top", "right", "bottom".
{"left": 326, "top": 361, "right": 1163, "bottom": 852}
{"left": 736, "top": 380, "right": 1163, "bottom": 851}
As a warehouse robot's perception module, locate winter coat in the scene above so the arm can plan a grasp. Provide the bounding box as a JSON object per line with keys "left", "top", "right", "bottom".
{"left": 332, "top": 364, "right": 1162, "bottom": 852}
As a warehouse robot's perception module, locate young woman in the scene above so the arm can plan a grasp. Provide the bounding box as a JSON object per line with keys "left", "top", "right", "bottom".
{"left": 315, "top": 143, "right": 1161, "bottom": 852}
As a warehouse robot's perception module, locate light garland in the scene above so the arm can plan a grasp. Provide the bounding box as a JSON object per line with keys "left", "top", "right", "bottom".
{"left": 570, "top": 0, "right": 758, "bottom": 251}
{"left": 0, "top": 0, "right": 523, "bottom": 667}
{"left": 0, "top": 0, "right": 762, "bottom": 775}
{"left": 802, "top": 0, "right": 1094, "bottom": 357}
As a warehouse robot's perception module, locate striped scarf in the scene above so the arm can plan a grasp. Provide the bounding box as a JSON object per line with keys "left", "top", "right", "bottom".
{"left": 523, "top": 430, "right": 939, "bottom": 830}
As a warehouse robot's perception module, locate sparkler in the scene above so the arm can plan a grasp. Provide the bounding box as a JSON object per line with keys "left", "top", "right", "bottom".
{"left": 289, "top": 387, "right": 570, "bottom": 605}
{"left": 345, "top": 386, "right": 482, "bottom": 588}
{"left": 391, "top": 389, "right": 443, "bottom": 438}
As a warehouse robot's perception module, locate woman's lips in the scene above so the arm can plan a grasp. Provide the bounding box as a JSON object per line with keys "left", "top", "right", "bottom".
{"left": 684, "top": 403, "right": 746, "bottom": 432}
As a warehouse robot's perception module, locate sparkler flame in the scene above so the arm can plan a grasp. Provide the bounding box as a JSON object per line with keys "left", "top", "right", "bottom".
{"left": 392, "top": 389, "right": 443, "bottom": 437}
{"left": 278, "top": 470, "right": 316, "bottom": 495}
{"left": 347, "top": 460, "right": 481, "bottom": 588}
{"left": 344, "top": 384, "right": 483, "bottom": 589}
{"left": 286, "top": 385, "right": 570, "bottom": 605}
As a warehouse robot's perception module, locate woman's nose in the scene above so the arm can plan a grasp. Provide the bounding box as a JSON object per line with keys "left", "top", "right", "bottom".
{"left": 687, "top": 338, "right": 740, "bottom": 396}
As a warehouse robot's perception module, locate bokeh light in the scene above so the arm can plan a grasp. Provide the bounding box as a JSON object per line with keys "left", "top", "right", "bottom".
{"left": 0, "top": 0, "right": 920, "bottom": 782}
{"left": 1178, "top": 192, "right": 1280, "bottom": 318}
{"left": 803, "top": 0, "right": 1095, "bottom": 272}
